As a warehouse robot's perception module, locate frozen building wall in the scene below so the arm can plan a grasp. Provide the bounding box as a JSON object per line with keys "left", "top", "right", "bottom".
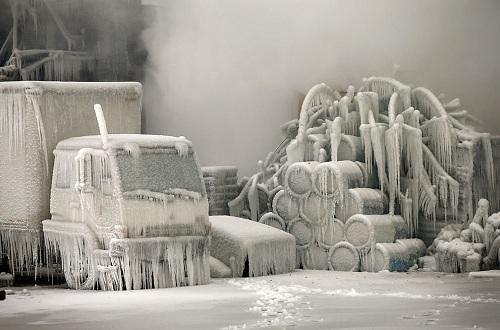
{"left": 0, "top": 81, "right": 141, "bottom": 270}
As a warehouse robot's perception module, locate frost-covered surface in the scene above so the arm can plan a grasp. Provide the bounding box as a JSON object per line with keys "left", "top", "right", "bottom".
{"left": 2, "top": 271, "right": 500, "bottom": 330}
{"left": 209, "top": 216, "right": 296, "bottom": 277}
{"left": 0, "top": 82, "right": 141, "bottom": 272}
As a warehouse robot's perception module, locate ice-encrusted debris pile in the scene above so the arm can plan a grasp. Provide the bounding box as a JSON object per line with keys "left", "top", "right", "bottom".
{"left": 428, "top": 198, "right": 500, "bottom": 273}
{"left": 202, "top": 166, "right": 241, "bottom": 215}
{"left": 229, "top": 73, "right": 500, "bottom": 273}
{"left": 0, "top": 82, "right": 141, "bottom": 275}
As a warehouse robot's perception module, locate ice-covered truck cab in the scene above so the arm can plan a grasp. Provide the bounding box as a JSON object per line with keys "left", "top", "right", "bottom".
{"left": 42, "top": 105, "right": 210, "bottom": 290}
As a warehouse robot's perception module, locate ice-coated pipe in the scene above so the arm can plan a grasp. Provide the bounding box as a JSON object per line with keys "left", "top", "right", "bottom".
{"left": 94, "top": 104, "right": 109, "bottom": 147}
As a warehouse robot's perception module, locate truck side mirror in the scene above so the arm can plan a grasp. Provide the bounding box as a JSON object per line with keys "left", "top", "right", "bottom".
{"left": 75, "top": 148, "right": 94, "bottom": 192}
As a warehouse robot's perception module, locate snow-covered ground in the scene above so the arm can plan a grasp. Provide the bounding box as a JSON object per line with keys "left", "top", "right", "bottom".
{"left": 1, "top": 270, "right": 500, "bottom": 329}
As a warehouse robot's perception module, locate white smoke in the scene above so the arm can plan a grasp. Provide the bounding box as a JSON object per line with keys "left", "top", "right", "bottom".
{"left": 142, "top": 0, "right": 500, "bottom": 176}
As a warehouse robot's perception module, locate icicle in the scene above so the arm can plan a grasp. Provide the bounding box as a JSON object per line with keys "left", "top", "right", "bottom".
{"left": 422, "top": 144, "right": 460, "bottom": 221}
{"left": 402, "top": 124, "right": 422, "bottom": 230}
{"left": 248, "top": 175, "right": 260, "bottom": 221}
{"left": 0, "top": 89, "right": 26, "bottom": 159}
{"left": 419, "top": 169, "right": 437, "bottom": 222}
{"left": 360, "top": 124, "right": 373, "bottom": 173}
{"left": 385, "top": 121, "right": 402, "bottom": 215}
{"left": 421, "top": 116, "right": 456, "bottom": 172}
{"left": 0, "top": 229, "right": 41, "bottom": 275}
{"left": 25, "top": 88, "right": 49, "bottom": 174}
{"left": 370, "top": 123, "right": 388, "bottom": 192}
{"left": 480, "top": 133, "right": 495, "bottom": 189}
{"left": 328, "top": 117, "right": 343, "bottom": 162}
{"left": 339, "top": 96, "right": 350, "bottom": 122}
{"left": 388, "top": 93, "right": 399, "bottom": 124}
{"left": 43, "top": 227, "right": 96, "bottom": 289}
{"left": 345, "top": 111, "right": 360, "bottom": 136}
{"left": 399, "top": 192, "right": 414, "bottom": 237}
{"left": 112, "top": 236, "right": 210, "bottom": 290}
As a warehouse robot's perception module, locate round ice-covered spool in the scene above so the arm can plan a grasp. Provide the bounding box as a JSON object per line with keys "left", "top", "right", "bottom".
{"left": 362, "top": 242, "right": 410, "bottom": 272}
{"left": 303, "top": 243, "right": 329, "bottom": 270}
{"left": 338, "top": 135, "right": 363, "bottom": 161}
{"left": 272, "top": 189, "right": 299, "bottom": 222}
{"left": 301, "top": 193, "right": 330, "bottom": 224}
{"left": 344, "top": 214, "right": 407, "bottom": 249}
{"left": 285, "top": 162, "right": 316, "bottom": 198}
{"left": 395, "top": 239, "right": 426, "bottom": 266}
{"left": 311, "top": 161, "right": 364, "bottom": 199}
{"left": 259, "top": 212, "right": 286, "bottom": 231}
{"left": 328, "top": 241, "right": 360, "bottom": 272}
{"left": 339, "top": 188, "right": 388, "bottom": 222}
{"left": 287, "top": 218, "right": 313, "bottom": 247}
{"left": 319, "top": 218, "right": 345, "bottom": 248}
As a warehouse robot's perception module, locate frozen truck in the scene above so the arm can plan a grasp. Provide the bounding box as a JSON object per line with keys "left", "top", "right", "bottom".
{"left": 42, "top": 105, "right": 211, "bottom": 290}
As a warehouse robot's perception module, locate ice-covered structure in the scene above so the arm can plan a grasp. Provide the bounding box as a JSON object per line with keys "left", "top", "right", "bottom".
{"left": 428, "top": 199, "right": 500, "bottom": 272}
{"left": 0, "top": 0, "right": 148, "bottom": 82}
{"left": 202, "top": 166, "right": 240, "bottom": 216}
{"left": 0, "top": 82, "right": 141, "bottom": 274}
{"left": 229, "top": 74, "right": 499, "bottom": 273}
{"left": 210, "top": 215, "right": 295, "bottom": 277}
{"left": 42, "top": 104, "right": 210, "bottom": 290}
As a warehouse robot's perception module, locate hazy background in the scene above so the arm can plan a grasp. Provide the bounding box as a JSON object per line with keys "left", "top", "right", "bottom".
{"left": 142, "top": 0, "right": 500, "bottom": 176}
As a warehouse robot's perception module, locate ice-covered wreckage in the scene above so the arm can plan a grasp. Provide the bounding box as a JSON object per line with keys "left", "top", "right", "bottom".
{"left": 229, "top": 74, "right": 500, "bottom": 273}
{"left": 0, "top": 82, "right": 141, "bottom": 275}
{"left": 42, "top": 104, "right": 211, "bottom": 290}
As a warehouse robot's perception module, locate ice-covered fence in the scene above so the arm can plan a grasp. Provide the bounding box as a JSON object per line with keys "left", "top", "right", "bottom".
{"left": 0, "top": 81, "right": 142, "bottom": 272}
{"left": 202, "top": 166, "right": 240, "bottom": 216}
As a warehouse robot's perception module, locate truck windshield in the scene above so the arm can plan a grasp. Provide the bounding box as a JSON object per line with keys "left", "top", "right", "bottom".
{"left": 115, "top": 149, "right": 204, "bottom": 194}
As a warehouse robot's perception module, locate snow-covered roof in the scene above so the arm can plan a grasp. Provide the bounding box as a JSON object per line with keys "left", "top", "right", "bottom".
{"left": 0, "top": 81, "right": 142, "bottom": 96}
{"left": 56, "top": 134, "right": 192, "bottom": 151}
